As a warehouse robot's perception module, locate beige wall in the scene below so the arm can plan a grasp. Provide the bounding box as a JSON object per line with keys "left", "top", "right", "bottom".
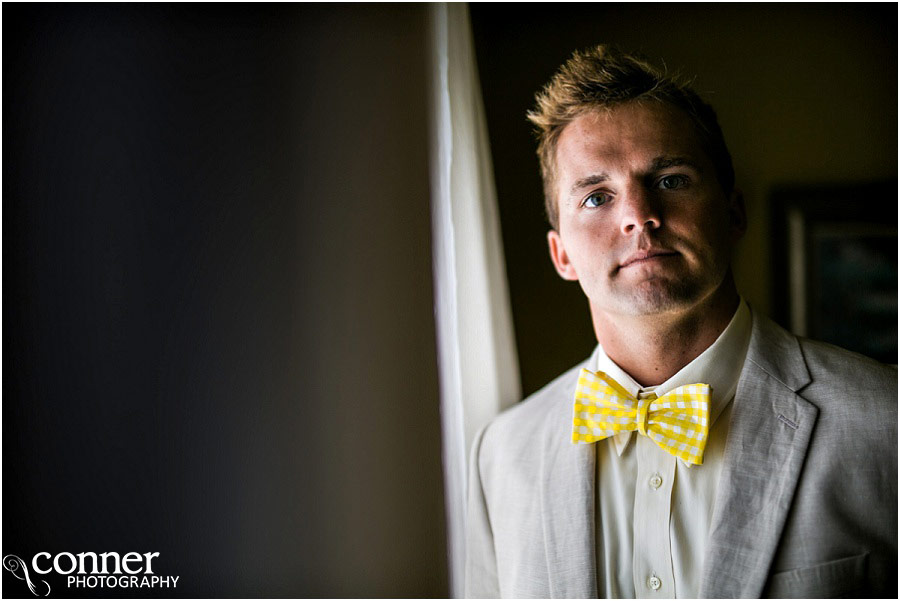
{"left": 5, "top": 5, "right": 448, "bottom": 596}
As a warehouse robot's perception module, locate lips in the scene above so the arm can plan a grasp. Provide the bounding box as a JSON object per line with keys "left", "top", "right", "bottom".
{"left": 619, "top": 248, "right": 679, "bottom": 269}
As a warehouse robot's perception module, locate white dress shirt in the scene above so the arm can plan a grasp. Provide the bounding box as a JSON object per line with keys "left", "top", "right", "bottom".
{"left": 593, "top": 299, "right": 752, "bottom": 598}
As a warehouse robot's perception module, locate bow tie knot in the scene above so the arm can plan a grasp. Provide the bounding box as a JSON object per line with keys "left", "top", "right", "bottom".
{"left": 572, "top": 369, "right": 710, "bottom": 465}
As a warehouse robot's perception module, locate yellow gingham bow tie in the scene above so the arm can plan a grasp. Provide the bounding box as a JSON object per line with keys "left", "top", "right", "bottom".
{"left": 572, "top": 369, "right": 711, "bottom": 465}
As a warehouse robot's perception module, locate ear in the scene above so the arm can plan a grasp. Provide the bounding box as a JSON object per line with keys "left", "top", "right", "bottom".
{"left": 728, "top": 188, "right": 747, "bottom": 241}
{"left": 547, "top": 229, "right": 579, "bottom": 281}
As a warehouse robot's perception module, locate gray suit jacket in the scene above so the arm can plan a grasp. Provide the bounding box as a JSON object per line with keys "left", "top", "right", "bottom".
{"left": 466, "top": 312, "right": 897, "bottom": 598}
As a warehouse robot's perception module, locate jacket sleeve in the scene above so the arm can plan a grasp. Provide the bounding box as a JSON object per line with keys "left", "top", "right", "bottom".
{"left": 464, "top": 424, "right": 500, "bottom": 598}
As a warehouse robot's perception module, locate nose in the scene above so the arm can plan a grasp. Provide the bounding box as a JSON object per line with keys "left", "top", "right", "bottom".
{"left": 619, "top": 185, "right": 661, "bottom": 234}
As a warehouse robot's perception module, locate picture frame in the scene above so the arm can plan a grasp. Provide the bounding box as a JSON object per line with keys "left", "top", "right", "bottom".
{"left": 770, "top": 181, "right": 897, "bottom": 364}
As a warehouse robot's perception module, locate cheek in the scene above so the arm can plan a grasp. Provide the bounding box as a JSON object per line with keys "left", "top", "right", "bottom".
{"left": 564, "top": 230, "right": 616, "bottom": 276}
{"left": 669, "top": 207, "right": 731, "bottom": 257}
{"left": 687, "top": 200, "right": 730, "bottom": 235}
{"left": 699, "top": 215, "right": 737, "bottom": 264}
{"left": 575, "top": 227, "right": 618, "bottom": 260}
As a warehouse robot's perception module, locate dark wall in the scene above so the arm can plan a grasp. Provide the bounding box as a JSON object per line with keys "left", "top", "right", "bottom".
{"left": 471, "top": 3, "right": 897, "bottom": 396}
{"left": 4, "top": 4, "right": 447, "bottom": 597}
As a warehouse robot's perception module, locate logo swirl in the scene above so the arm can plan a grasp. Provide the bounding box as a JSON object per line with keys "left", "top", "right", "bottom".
{"left": 3, "top": 555, "right": 50, "bottom": 597}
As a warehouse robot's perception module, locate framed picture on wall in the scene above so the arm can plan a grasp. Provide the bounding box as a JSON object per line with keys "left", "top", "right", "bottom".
{"left": 770, "top": 181, "right": 898, "bottom": 364}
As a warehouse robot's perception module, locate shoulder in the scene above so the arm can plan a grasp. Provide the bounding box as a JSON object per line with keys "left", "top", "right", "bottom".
{"left": 797, "top": 337, "right": 897, "bottom": 423}
{"left": 748, "top": 311, "right": 896, "bottom": 421}
{"left": 475, "top": 357, "right": 588, "bottom": 466}
{"left": 798, "top": 336, "right": 896, "bottom": 391}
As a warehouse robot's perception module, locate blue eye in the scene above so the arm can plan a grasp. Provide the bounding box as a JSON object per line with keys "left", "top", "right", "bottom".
{"left": 583, "top": 191, "right": 612, "bottom": 208}
{"left": 658, "top": 175, "right": 687, "bottom": 190}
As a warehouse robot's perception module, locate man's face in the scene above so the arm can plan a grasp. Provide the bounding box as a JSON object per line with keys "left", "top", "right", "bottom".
{"left": 547, "top": 101, "right": 745, "bottom": 320}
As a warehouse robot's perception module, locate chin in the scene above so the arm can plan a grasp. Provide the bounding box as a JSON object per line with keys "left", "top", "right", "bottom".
{"left": 610, "top": 278, "right": 710, "bottom": 316}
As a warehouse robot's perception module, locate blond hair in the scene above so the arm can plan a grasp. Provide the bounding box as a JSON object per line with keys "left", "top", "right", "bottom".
{"left": 527, "top": 45, "right": 734, "bottom": 229}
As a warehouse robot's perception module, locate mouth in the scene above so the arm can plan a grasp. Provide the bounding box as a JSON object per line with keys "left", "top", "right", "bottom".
{"left": 618, "top": 249, "right": 679, "bottom": 270}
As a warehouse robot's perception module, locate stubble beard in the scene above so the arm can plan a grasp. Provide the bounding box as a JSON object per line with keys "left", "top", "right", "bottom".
{"left": 599, "top": 258, "right": 727, "bottom": 318}
{"left": 608, "top": 276, "right": 701, "bottom": 316}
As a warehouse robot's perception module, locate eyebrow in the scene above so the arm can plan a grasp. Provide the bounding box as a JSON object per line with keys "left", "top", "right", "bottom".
{"left": 569, "top": 173, "right": 610, "bottom": 196}
{"left": 568, "top": 156, "right": 701, "bottom": 196}
{"left": 650, "top": 156, "right": 699, "bottom": 171}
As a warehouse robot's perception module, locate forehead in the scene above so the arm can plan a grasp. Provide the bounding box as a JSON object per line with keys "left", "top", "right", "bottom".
{"left": 554, "top": 102, "right": 709, "bottom": 185}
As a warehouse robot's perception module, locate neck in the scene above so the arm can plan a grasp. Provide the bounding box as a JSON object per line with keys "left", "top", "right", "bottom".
{"left": 591, "top": 278, "right": 740, "bottom": 387}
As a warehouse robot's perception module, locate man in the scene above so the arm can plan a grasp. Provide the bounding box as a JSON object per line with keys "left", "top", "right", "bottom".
{"left": 465, "top": 45, "right": 897, "bottom": 598}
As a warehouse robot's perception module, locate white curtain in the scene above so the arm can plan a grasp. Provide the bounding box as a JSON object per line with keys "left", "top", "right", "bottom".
{"left": 428, "top": 3, "right": 522, "bottom": 596}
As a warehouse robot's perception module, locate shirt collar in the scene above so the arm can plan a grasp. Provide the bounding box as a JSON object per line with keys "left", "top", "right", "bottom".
{"left": 592, "top": 298, "right": 752, "bottom": 459}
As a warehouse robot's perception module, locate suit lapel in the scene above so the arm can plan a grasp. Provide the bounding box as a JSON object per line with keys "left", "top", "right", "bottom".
{"left": 542, "top": 361, "right": 598, "bottom": 598}
{"left": 700, "top": 314, "right": 818, "bottom": 598}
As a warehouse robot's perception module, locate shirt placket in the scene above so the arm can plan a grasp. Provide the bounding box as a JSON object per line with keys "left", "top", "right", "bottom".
{"left": 632, "top": 392, "right": 677, "bottom": 598}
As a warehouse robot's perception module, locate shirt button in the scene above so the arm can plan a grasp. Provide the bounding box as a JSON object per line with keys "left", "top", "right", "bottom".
{"left": 648, "top": 575, "right": 662, "bottom": 590}
{"left": 649, "top": 473, "right": 663, "bottom": 489}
